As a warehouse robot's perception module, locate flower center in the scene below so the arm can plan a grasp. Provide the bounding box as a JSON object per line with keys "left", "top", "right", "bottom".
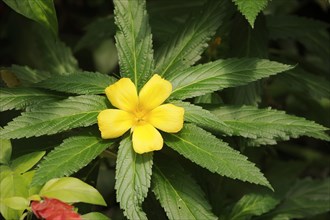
{"left": 133, "top": 108, "right": 149, "bottom": 124}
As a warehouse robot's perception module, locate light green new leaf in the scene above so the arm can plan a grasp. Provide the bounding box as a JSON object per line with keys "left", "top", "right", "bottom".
{"left": 232, "top": 0, "right": 269, "bottom": 28}
{"left": 2, "top": 197, "right": 29, "bottom": 211}
{"left": 11, "top": 151, "right": 45, "bottom": 174}
{"left": 0, "top": 133, "right": 11, "bottom": 164}
{"left": 228, "top": 193, "right": 279, "bottom": 220}
{"left": 169, "top": 58, "right": 293, "bottom": 100}
{"left": 0, "top": 88, "right": 61, "bottom": 111}
{"left": 211, "top": 106, "right": 330, "bottom": 145}
{"left": 155, "top": 0, "right": 229, "bottom": 79}
{"left": 32, "top": 135, "right": 113, "bottom": 187}
{"left": 164, "top": 124, "right": 272, "bottom": 189}
{"left": 114, "top": 0, "right": 154, "bottom": 89}
{"left": 269, "top": 178, "right": 330, "bottom": 219}
{"left": 2, "top": 0, "right": 58, "bottom": 37}
{"left": 152, "top": 157, "right": 217, "bottom": 220}
{"left": 115, "top": 137, "right": 152, "bottom": 220}
{"left": 7, "top": 65, "right": 51, "bottom": 85}
{"left": 0, "top": 95, "right": 108, "bottom": 139}
{"left": 81, "top": 212, "right": 110, "bottom": 220}
{"left": 172, "top": 101, "right": 232, "bottom": 135}
{"left": 39, "top": 177, "right": 106, "bottom": 206}
{"left": 36, "top": 71, "right": 116, "bottom": 95}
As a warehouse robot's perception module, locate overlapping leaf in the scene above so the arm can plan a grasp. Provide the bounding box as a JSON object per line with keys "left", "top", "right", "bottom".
{"left": 152, "top": 157, "right": 217, "bottom": 220}
{"left": 164, "top": 124, "right": 272, "bottom": 189}
{"left": 0, "top": 95, "right": 108, "bottom": 139}
{"left": 36, "top": 71, "right": 116, "bottom": 95}
{"left": 0, "top": 88, "right": 61, "bottom": 111}
{"left": 32, "top": 135, "right": 113, "bottom": 186}
{"left": 169, "top": 58, "right": 292, "bottom": 100}
{"left": 155, "top": 0, "right": 229, "bottom": 79}
{"left": 115, "top": 137, "right": 152, "bottom": 220}
{"left": 113, "top": 0, "right": 154, "bottom": 89}
{"left": 211, "top": 106, "right": 330, "bottom": 144}
{"left": 6, "top": 65, "right": 51, "bottom": 85}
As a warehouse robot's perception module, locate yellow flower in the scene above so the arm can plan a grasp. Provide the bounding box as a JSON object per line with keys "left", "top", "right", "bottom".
{"left": 97, "top": 74, "right": 184, "bottom": 154}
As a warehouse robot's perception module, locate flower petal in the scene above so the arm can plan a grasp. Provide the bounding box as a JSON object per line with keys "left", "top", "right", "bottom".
{"left": 132, "top": 123, "right": 163, "bottom": 154}
{"left": 105, "top": 78, "right": 138, "bottom": 112}
{"left": 139, "top": 74, "right": 172, "bottom": 111}
{"left": 147, "top": 104, "right": 184, "bottom": 133}
{"left": 97, "top": 109, "right": 134, "bottom": 139}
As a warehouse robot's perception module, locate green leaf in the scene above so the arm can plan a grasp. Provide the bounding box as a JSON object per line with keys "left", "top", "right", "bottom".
{"left": 114, "top": 0, "right": 154, "bottom": 89}
{"left": 211, "top": 106, "right": 330, "bottom": 145}
{"left": 269, "top": 178, "right": 330, "bottom": 219}
{"left": 155, "top": 0, "right": 230, "bottom": 79}
{"left": 232, "top": 0, "right": 269, "bottom": 28}
{"left": 169, "top": 58, "right": 293, "bottom": 100}
{"left": 39, "top": 177, "right": 106, "bottom": 206}
{"left": 228, "top": 193, "right": 280, "bottom": 220}
{"left": 32, "top": 135, "right": 113, "bottom": 187}
{"left": 81, "top": 212, "right": 110, "bottom": 220}
{"left": 172, "top": 101, "right": 232, "bottom": 135}
{"left": 115, "top": 137, "right": 152, "bottom": 220}
{"left": 11, "top": 151, "right": 45, "bottom": 174}
{"left": 0, "top": 87, "right": 61, "bottom": 111}
{"left": 1, "top": 197, "right": 29, "bottom": 210}
{"left": 2, "top": 0, "right": 58, "bottom": 37}
{"left": 164, "top": 124, "right": 272, "bottom": 189}
{"left": 0, "top": 95, "right": 108, "bottom": 139}
{"left": 6, "top": 65, "right": 51, "bottom": 85}
{"left": 152, "top": 157, "right": 217, "bottom": 220}
{"left": 36, "top": 71, "right": 116, "bottom": 95}
{"left": 0, "top": 134, "right": 11, "bottom": 164}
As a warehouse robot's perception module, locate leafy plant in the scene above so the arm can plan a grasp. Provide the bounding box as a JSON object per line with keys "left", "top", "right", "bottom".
{"left": 0, "top": 0, "right": 329, "bottom": 219}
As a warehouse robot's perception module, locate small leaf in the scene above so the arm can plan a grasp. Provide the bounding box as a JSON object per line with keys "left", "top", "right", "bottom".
{"left": 115, "top": 137, "right": 152, "bottom": 220}
{"left": 211, "top": 106, "right": 330, "bottom": 144}
{"left": 172, "top": 101, "right": 232, "bottom": 135}
{"left": 169, "top": 58, "right": 293, "bottom": 100}
{"left": 32, "top": 135, "right": 113, "bottom": 187}
{"left": 2, "top": 197, "right": 29, "bottom": 210}
{"left": 11, "top": 151, "right": 45, "bottom": 174}
{"left": 81, "top": 212, "right": 110, "bottom": 220}
{"left": 228, "top": 193, "right": 280, "bottom": 220}
{"left": 114, "top": 0, "right": 154, "bottom": 89}
{"left": 2, "top": 0, "right": 58, "bottom": 37}
{"left": 0, "top": 95, "right": 108, "bottom": 139}
{"left": 0, "top": 134, "right": 11, "bottom": 164}
{"left": 36, "top": 71, "right": 116, "bottom": 95}
{"left": 0, "top": 87, "right": 61, "bottom": 111}
{"left": 232, "top": 0, "right": 269, "bottom": 28}
{"left": 164, "top": 124, "right": 272, "bottom": 189}
{"left": 152, "top": 157, "right": 217, "bottom": 220}
{"left": 155, "top": 0, "right": 230, "bottom": 79}
{"left": 6, "top": 65, "right": 51, "bottom": 85}
{"left": 39, "top": 177, "right": 106, "bottom": 206}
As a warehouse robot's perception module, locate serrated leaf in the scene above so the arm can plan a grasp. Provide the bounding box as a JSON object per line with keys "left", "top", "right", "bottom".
{"left": 0, "top": 133, "right": 11, "bottom": 164}
{"left": 232, "top": 0, "right": 269, "bottom": 28}
{"left": 155, "top": 0, "right": 229, "bottom": 79}
{"left": 164, "top": 124, "right": 272, "bottom": 189}
{"left": 169, "top": 58, "right": 292, "bottom": 100}
{"left": 114, "top": 0, "right": 154, "bottom": 89}
{"left": 2, "top": 0, "right": 58, "bottom": 37}
{"left": 211, "top": 106, "right": 330, "bottom": 144}
{"left": 172, "top": 101, "right": 232, "bottom": 135}
{"left": 115, "top": 137, "right": 152, "bottom": 220}
{"left": 0, "top": 95, "right": 108, "bottom": 139}
{"left": 6, "top": 65, "right": 51, "bottom": 85}
{"left": 269, "top": 178, "right": 330, "bottom": 219}
{"left": 152, "top": 157, "right": 217, "bottom": 220}
{"left": 39, "top": 177, "right": 106, "bottom": 206}
{"left": 32, "top": 135, "right": 113, "bottom": 187}
{"left": 0, "top": 87, "right": 61, "bottom": 111}
{"left": 228, "top": 193, "right": 280, "bottom": 220}
{"left": 36, "top": 71, "right": 116, "bottom": 95}
{"left": 11, "top": 151, "right": 45, "bottom": 174}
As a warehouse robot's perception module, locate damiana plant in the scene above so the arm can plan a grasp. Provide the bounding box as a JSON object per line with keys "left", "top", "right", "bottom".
{"left": 1, "top": 0, "right": 329, "bottom": 220}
